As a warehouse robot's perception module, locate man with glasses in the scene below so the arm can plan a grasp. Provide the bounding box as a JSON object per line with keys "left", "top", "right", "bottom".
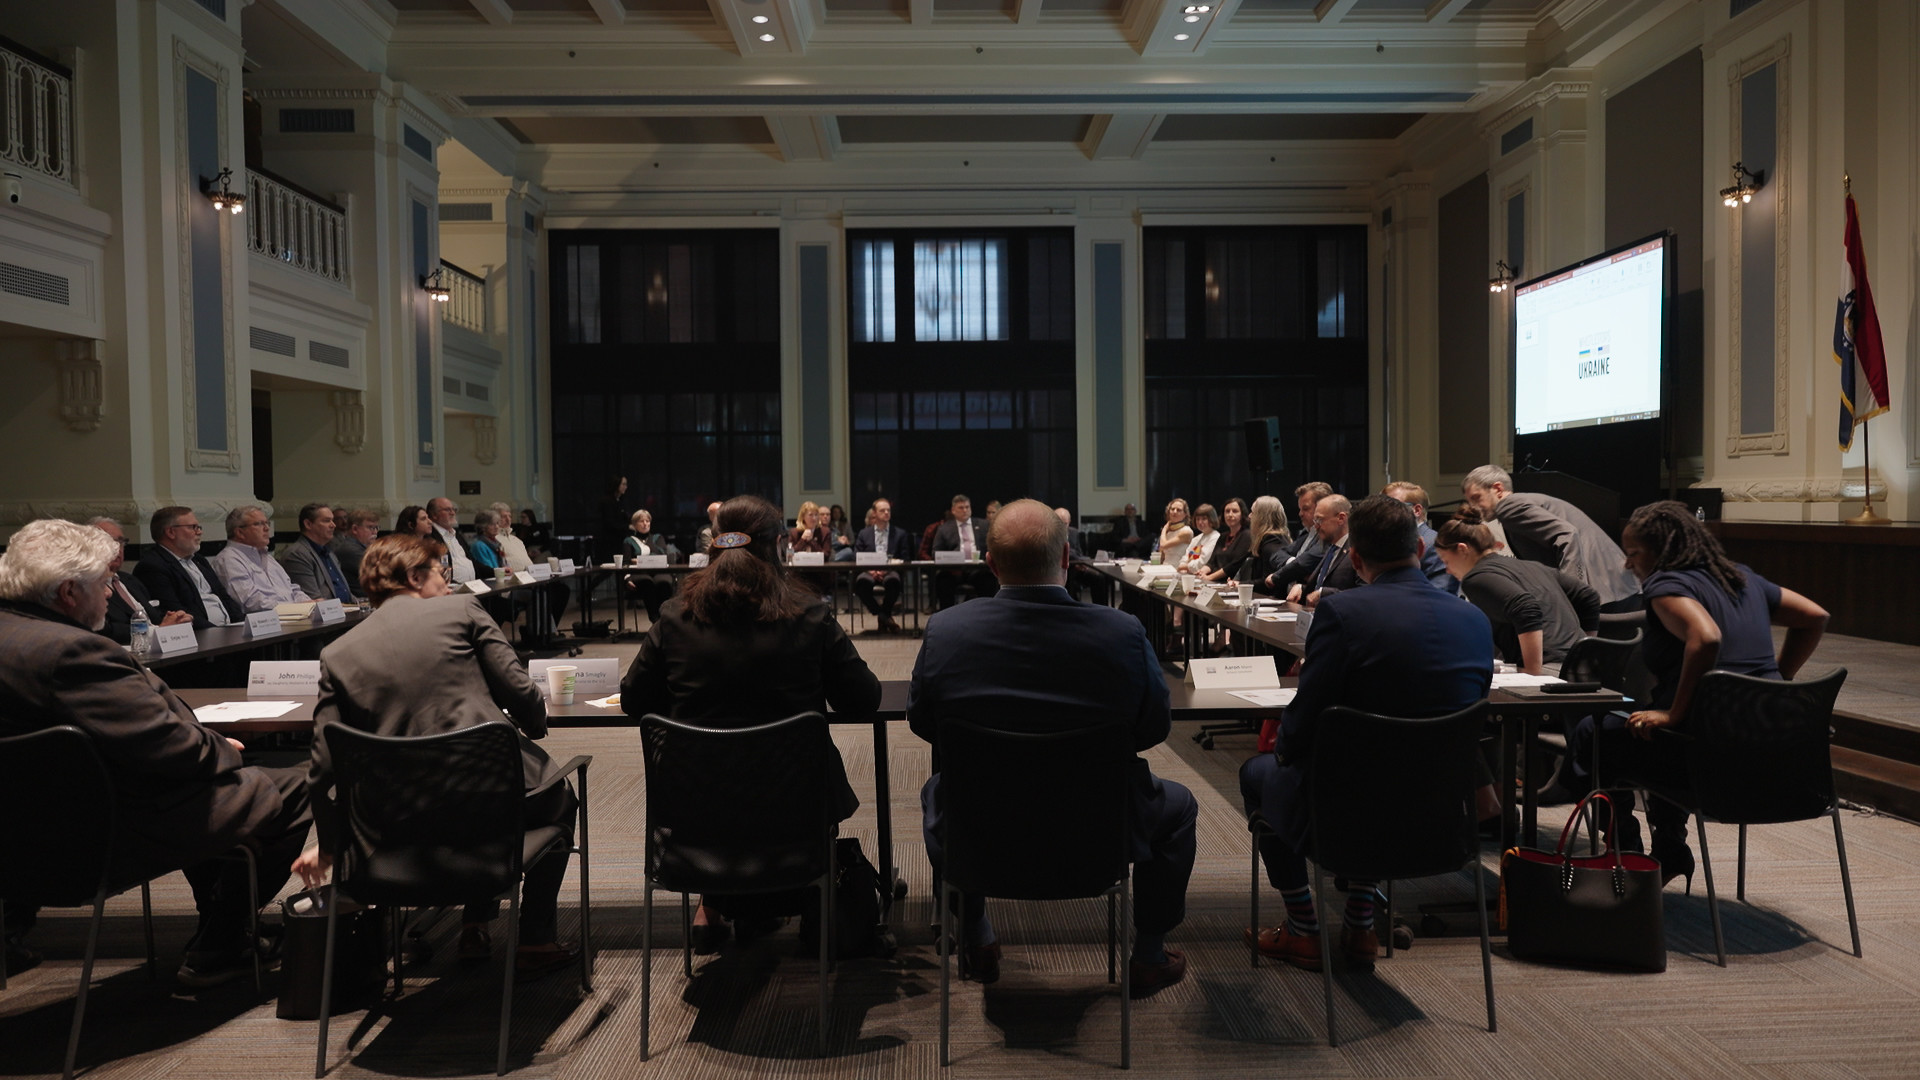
{"left": 279, "top": 503, "right": 359, "bottom": 604}
{"left": 89, "top": 516, "right": 191, "bottom": 644}
{"left": 426, "top": 497, "right": 476, "bottom": 584}
{"left": 1280, "top": 494, "right": 1359, "bottom": 608}
{"left": 211, "top": 505, "right": 311, "bottom": 612}
{"left": 135, "top": 506, "right": 243, "bottom": 629}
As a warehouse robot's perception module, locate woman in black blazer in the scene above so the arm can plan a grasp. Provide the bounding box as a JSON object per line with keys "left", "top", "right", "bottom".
{"left": 621, "top": 494, "right": 881, "bottom": 951}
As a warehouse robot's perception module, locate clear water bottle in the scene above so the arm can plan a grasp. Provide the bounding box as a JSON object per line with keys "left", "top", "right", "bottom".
{"left": 1694, "top": 506, "right": 1706, "bottom": 523}
{"left": 129, "top": 610, "right": 151, "bottom": 659}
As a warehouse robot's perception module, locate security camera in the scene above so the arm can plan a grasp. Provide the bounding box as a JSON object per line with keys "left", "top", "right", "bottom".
{"left": 3, "top": 173, "right": 22, "bottom": 205}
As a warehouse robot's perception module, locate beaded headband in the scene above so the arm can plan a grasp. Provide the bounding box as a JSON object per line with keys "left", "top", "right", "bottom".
{"left": 711, "top": 531, "right": 753, "bottom": 550}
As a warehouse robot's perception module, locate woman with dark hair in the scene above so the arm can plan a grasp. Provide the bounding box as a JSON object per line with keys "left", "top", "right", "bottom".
{"left": 827, "top": 504, "right": 855, "bottom": 562}
{"left": 296, "top": 533, "right": 580, "bottom": 976}
{"left": 395, "top": 505, "right": 432, "bottom": 538}
{"left": 1199, "top": 497, "right": 1252, "bottom": 584}
{"left": 1576, "top": 501, "right": 1829, "bottom": 889}
{"left": 1434, "top": 507, "right": 1601, "bottom": 675}
{"left": 620, "top": 495, "right": 881, "bottom": 950}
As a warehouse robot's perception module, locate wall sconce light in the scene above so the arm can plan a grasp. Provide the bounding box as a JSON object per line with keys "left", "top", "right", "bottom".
{"left": 201, "top": 167, "right": 246, "bottom": 215}
{"left": 1488, "top": 259, "right": 1516, "bottom": 293}
{"left": 1719, "top": 161, "right": 1763, "bottom": 207}
{"left": 422, "top": 267, "right": 451, "bottom": 302}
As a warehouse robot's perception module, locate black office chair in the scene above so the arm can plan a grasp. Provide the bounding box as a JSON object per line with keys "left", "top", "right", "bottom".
{"left": 1530, "top": 630, "right": 1647, "bottom": 803}
{"left": 636, "top": 712, "right": 838, "bottom": 1061}
{"left": 0, "top": 725, "right": 263, "bottom": 1080}
{"left": 1304, "top": 701, "right": 1497, "bottom": 1047}
{"left": 1599, "top": 668, "right": 1859, "bottom": 966}
{"left": 312, "top": 722, "right": 592, "bottom": 1077}
{"left": 934, "top": 716, "right": 1135, "bottom": 1068}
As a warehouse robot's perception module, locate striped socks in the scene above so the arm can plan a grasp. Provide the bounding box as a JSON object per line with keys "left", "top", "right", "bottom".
{"left": 1281, "top": 887, "right": 1318, "bottom": 935}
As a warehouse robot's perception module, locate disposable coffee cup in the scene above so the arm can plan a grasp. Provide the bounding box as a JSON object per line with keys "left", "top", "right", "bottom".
{"left": 545, "top": 665, "right": 578, "bottom": 705}
{"left": 613, "top": 554, "right": 625, "bottom": 568}
{"left": 495, "top": 565, "right": 510, "bottom": 583}
{"left": 547, "top": 557, "right": 561, "bottom": 572}
{"left": 1179, "top": 573, "right": 1196, "bottom": 594}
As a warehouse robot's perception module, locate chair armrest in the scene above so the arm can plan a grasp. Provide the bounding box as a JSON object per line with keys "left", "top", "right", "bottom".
{"left": 529, "top": 754, "right": 593, "bottom": 797}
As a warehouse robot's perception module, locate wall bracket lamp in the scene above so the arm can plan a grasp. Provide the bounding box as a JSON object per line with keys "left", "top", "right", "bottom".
{"left": 1719, "top": 161, "right": 1763, "bottom": 208}
{"left": 421, "top": 267, "right": 451, "bottom": 302}
{"left": 201, "top": 167, "right": 245, "bottom": 214}
{"left": 1488, "top": 259, "right": 1516, "bottom": 293}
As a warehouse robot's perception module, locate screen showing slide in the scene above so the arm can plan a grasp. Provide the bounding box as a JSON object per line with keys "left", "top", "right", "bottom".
{"left": 1512, "top": 236, "right": 1665, "bottom": 435}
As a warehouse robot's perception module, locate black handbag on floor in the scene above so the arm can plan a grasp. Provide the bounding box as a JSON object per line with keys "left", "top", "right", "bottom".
{"left": 1500, "top": 792, "right": 1667, "bottom": 972}
{"left": 276, "top": 885, "right": 387, "bottom": 1019}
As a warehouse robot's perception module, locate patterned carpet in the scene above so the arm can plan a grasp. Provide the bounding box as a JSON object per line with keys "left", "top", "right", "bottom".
{"left": 4, "top": 629, "right": 1918, "bottom": 1079}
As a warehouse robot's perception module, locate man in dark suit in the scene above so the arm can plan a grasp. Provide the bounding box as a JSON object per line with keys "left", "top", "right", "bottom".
{"left": 853, "top": 497, "right": 916, "bottom": 632}
{"left": 1110, "top": 502, "right": 1153, "bottom": 559}
{"left": 279, "top": 502, "right": 358, "bottom": 604}
{"left": 1242, "top": 495, "right": 1493, "bottom": 971}
{"left": 909, "top": 500, "right": 1196, "bottom": 995}
{"left": 1382, "top": 481, "right": 1460, "bottom": 596}
{"left": 1265, "top": 482, "right": 1333, "bottom": 593}
{"left": 0, "top": 519, "right": 309, "bottom": 987}
{"left": 1282, "top": 493, "right": 1361, "bottom": 607}
{"left": 930, "top": 494, "right": 996, "bottom": 609}
{"left": 90, "top": 517, "right": 190, "bottom": 644}
{"left": 134, "top": 506, "right": 244, "bottom": 629}
{"left": 1462, "top": 464, "right": 1639, "bottom": 606}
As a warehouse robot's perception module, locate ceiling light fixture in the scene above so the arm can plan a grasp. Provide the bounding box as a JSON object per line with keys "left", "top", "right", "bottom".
{"left": 1173, "top": 32, "right": 1189, "bottom": 39}
{"left": 201, "top": 167, "right": 246, "bottom": 215}
{"left": 1719, "top": 161, "right": 1763, "bottom": 208}
{"left": 751, "top": 13, "right": 768, "bottom": 21}
{"left": 1488, "top": 259, "right": 1516, "bottom": 294}
{"left": 422, "top": 267, "right": 451, "bottom": 303}
{"left": 1183, "top": 13, "right": 1199, "bottom": 20}
{"left": 758, "top": 32, "right": 775, "bottom": 40}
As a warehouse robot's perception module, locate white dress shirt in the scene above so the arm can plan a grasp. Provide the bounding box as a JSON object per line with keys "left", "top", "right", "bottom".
{"left": 435, "top": 522, "right": 476, "bottom": 583}
{"left": 212, "top": 542, "right": 311, "bottom": 612}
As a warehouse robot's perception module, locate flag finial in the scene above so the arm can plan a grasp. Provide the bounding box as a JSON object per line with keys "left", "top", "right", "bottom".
{"left": 1844, "top": 172, "right": 1851, "bottom": 194}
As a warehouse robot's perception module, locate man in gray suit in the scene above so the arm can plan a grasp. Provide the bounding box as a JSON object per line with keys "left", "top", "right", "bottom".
{"left": 0, "top": 519, "right": 309, "bottom": 987}
{"left": 1462, "top": 464, "right": 1640, "bottom": 606}
{"left": 279, "top": 503, "right": 359, "bottom": 604}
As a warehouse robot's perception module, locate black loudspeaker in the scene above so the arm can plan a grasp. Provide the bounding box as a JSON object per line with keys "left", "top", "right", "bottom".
{"left": 1243, "top": 417, "right": 1282, "bottom": 474}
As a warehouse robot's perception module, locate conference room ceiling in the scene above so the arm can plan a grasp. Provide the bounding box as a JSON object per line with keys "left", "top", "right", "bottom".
{"left": 252, "top": 0, "right": 1621, "bottom": 173}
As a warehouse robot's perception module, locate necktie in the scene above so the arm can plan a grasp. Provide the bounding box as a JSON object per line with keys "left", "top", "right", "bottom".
{"left": 317, "top": 542, "right": 354, "bottom": 602}
{"left": 1313, "top": 545, "right": 1340, "bottom": 590}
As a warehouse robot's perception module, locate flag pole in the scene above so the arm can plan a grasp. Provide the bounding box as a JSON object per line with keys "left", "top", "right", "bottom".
{"left": 1840, "top": 174, "right": 1892, "bottom": 526}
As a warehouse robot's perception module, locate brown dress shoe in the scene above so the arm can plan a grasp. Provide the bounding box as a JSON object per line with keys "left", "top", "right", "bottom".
{"left": 959, "top": 942, "right": 1002, "bottom": 984}
{"left": 1244, "top": 925, "right": 1323, "bottom": 971}
{"left": 515, "top": 942, "right": 581, "bottom": 980}
{"left": 1128, "top": 948, "right": 1187, "bottom": 998}
{"left": 1340, "top": 926, "right": 1379, "bottom": 970}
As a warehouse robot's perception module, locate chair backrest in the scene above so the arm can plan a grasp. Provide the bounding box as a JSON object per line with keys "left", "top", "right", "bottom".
{"left": 321, "top": 721, "right": 528, "bottom": 906}
{"left": 0, "top": 726, "right": 118, "bottom": 906}
{"left": 637, "top": 712, "right": 836, "bottom": 894}
{"left": 936, "top": 716, "right": 1132, "bottom": 901}
{"left": 1680, "top": 668, "right": 1847, "bottom": 825}
{"left": 1309, "top": 701, "right": 1488, "bottom": 882}
{"left": 1558, "top": 629, "right": 1643, "bottom": 693}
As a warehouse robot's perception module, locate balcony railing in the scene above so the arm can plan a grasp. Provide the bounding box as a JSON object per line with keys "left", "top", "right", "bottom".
{"left": 439, "top": 259, "right": 487, "bottom": 334}
{"left": 2, "top": 36, "right": 74, "bottom": 186}
{"left": 246, "top": 168, "right": 349, "bottom": 286}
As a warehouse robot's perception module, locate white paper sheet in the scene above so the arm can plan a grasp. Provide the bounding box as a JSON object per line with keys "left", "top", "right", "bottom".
{"left": 585, "top": 694, "right": 622, "bottom": 709}
{"left": 193, "top": 700, "right": 303, "bottom": 723}
{"left": 1227, "top": 689, "right": 1297, "bottom": 708}
{"left": 1490, "top": 672, "right": 1567, "bottom": 688}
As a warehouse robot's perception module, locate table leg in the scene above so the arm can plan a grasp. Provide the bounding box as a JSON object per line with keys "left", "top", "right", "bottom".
{"left": 1521, "top": 714, "right": 1542, "bottom": 849}
{"left": 1498, "top": 713, "right": 1520, "bottom": 852}
{"left": 871, "top": 718, "right": 905, "bottom": 916}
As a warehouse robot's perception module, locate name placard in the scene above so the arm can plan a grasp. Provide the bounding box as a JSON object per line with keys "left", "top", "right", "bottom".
{"left": 933, "top": 550, "right": 964, "bottom": 563}
{"left": 513, "top": 571, "right": 537, "bottom": 586}
{"left": 855, "top": 551, "right": 886, "bottom": 566}
{"left": 528, "top": 658, "right": 619, "bottom": 700}
{"left": 1186, "top": 655, "right": 1282, "bottom": 689}
{"left": 461, "top": 580, "right": 492, "bottom": 595}
{"left": 1136, "top": 564, "right": 1177, "bottom": 578}
{"left": 634, "top": 554, "right": 669, "bottom": 569}
{"left": 244, "top": 610, "right": 282, "bottom": 638}
{"left": 558, "top": 559, "right": 577, "bottom": 574}
{"left": 152, "top": 624, "right": 198, "bottom": 654}
{"left": 313, "top": 598, "right": 346, "bottom": 623}
{"left": 248, "top": 660, "right": 321, "bottom": 696}
{"left": 791, "top": 551, "right": 825, "bottom": 566}
{"left": 688, "top": 553, "right": 709, "bottom": 568}
{"left": 528, "top": 564, "right": 552, "bottom": 581}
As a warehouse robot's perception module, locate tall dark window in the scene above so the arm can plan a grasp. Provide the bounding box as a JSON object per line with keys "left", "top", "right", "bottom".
{"left": 549, "top": 229, "right": 781, "bottom": 545}
{"left": 848, "top": 227, "right": 1076, "bottom": 532}
{"left": 1143, "top": 225, "right": 1368, "bottom": 522}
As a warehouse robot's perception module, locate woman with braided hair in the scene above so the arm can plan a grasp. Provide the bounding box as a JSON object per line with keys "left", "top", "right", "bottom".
{"left": 1575, "top": 500, "right": 1829, "bottom": 889}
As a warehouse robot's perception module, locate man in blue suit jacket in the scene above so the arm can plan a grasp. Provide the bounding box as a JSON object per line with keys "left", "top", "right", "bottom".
{"left": 909, "top": 500, "right": 1196, "bottom": 995}
{"left": 852, "top": 497, "right": 917, "bottom": 632}
{"left": 1242, "top": 495, "right": 1493, "bottom": 972}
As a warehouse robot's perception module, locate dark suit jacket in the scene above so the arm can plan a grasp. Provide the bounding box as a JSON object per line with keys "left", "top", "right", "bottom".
{"left": 280, "top": 536, "right": 354, "bottom": 603}
{"left": 620, "top": 596, "right": 879, "bottom": 820}
{"left": 310, "top": 594, "right": 552, "bottom": 852}
{"left": 1263, "top": 565, "right": 1493, "bottom": 850}
{"left": 103, "top": 570, "right": 166, "bottom": 645}
{"left": 855, "top": 524, "right": 918, "bottom": 561}
{"left": 908, "top": 584, "right": 1171, "bottom": 850}
{"left": 1303, "top": 537, "right": 1361, "bottom": 598}
{"left": 1493, "top": 492, "right": 1639, "bottom": 605}
{"left": 134, "top": 546, "right": 244, "bottom": 629}
{"left": 0, "top": 600, "right": 288, "bottom": 886}
{"left": 931, "top": 517, "right": 988, "bottom": 556}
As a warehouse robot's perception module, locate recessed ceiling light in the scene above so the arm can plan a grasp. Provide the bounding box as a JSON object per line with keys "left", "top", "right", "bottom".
{"left": 1173, "top": 32, "right": 1189, "bottom": 39}
{"left": 1183, "top": 13, "right": 1199, "bottom": 21}
{"left": 751, "top": 13, "right": 768, "bottom": 21}
{"left": 758, "top": 32, "right": 775, "bottom": 40}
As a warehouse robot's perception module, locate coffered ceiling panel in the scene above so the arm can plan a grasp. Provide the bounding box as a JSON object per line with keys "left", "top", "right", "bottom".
{"left": 499, "top": 116, "right": 776, "bottom": 143}
{"left": 837, "top": 114, "right": 1095, "bottom": 142}
{"left": 1154, "top": 113, "right": 1423, "bottom": 141}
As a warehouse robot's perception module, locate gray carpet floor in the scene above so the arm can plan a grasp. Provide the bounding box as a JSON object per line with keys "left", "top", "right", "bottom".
{"left": 4, "top": 626, "right": 1917, "bottom": 1078}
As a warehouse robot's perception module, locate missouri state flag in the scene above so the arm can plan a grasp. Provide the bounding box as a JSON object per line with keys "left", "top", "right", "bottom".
{"left": 1833, "top": 192, "right": 1890, "bottom": 450}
